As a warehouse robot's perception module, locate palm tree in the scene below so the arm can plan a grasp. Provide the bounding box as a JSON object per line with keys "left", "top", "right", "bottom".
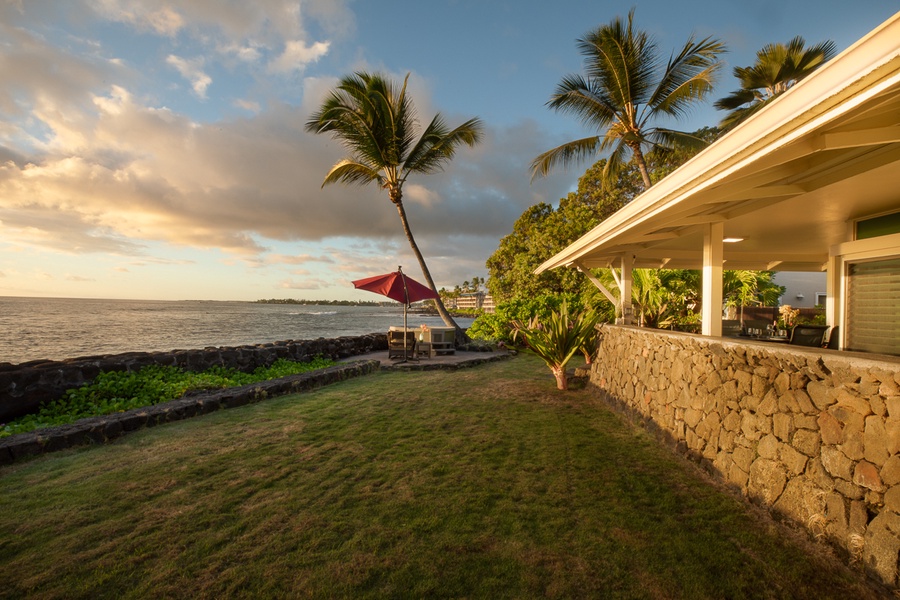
{"left": 715, "top": 36, "right": 836, "bottom": 130}
{"left": 530, "top": 9, "right": 725, "bottom": 190}
{"left": 306, "top": 72, "right": 483, "bottom": 337}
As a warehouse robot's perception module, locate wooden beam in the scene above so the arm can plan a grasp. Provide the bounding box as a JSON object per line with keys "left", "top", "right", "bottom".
{"left": 575, "top": 261, "right": 617, "bottom": 306}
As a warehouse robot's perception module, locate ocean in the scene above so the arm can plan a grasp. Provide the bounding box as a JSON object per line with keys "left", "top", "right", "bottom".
{"left": 0, "top": 297, "right": 475, "bottom": 365}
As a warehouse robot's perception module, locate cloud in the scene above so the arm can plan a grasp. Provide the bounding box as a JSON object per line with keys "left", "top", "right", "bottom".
{"left": 92, "top": 0, "right": 186, "bottom": 36}
{"left": 233, "top": 99, "right": 261, "bottom": 113}
{"left": 279, "top": 277, "right": 328, "bottom": 290}
{"left": 267, "top": 40, "right": 330, "bottom": 74}
{"left": 0, "top": 1, "right": 575, "bottom": 292}
{"left": 166, "top": 55, "right": 212, "bottom": 98}
{"left": 66, "top": 274, "right": 95, "bottom": 282}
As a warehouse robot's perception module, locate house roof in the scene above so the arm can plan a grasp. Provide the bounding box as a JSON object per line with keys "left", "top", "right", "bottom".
{"left": 537, "top": 11, "right": 900, "bottom": 275}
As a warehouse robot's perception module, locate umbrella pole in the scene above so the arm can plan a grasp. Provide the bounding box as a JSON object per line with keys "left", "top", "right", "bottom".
{"left": 395, "top": 266, "right": 416, "bottom": 363}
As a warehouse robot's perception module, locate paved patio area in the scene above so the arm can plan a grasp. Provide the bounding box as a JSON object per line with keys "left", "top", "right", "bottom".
{"left": 341, "top": 349, "right": 512, "bottom": 371}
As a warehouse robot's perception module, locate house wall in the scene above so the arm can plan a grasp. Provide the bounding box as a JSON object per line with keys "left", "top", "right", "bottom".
{"left": 773, "top": 271, "right": 828, "bottom": 308}
{"left": 590, "top": 325, "right": 900, "bottom": 586}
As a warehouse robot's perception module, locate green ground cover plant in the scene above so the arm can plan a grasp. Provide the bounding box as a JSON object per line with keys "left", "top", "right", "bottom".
{"left": 0, "top": 357, "right": 334, "bottom": 438}
{"left": 0, "top": 355, "right": 885, "bottom": 599}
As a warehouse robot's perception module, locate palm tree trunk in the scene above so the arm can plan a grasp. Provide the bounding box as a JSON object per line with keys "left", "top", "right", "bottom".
{"left": 631, "top": 144, "right": 653, "bottom": 189}
{"left": 393, "top": 200, "right": 468, "bottom": 343}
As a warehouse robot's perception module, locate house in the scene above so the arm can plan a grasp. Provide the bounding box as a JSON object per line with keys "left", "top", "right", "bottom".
{"left": 535, "top": 12, "right": 900, "bottom": 586}
{"left": 538, "top": 12, "right": 900, "bottom": 355}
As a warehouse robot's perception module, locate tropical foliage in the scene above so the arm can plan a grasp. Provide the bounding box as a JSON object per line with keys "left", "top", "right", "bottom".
{"left": 715, "top": 36, "right": 837, "bottom": 130}
{"left": 306, "top": 72, "right": 483, "bottom": 336}
{"left": 468, "top": 293, "right": 612, "bottom": 344}
{"left": 510, "top": 302, "right": 600, "bottom": 390}
{"left": 1, "top": 357, "right": 335, "bottom": 438}
{"left": 530, "top": 9, "right": 725, "bottom": 190}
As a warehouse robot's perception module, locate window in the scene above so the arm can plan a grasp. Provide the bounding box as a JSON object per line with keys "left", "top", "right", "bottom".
{"left": 815, "top": 292, "right": 827, "bottom": 307}
{"left": 845, "top": 257, "right": 900, "bottom": 356}
{"left": 857, "top": 211, "right": 900, "bottom": 240}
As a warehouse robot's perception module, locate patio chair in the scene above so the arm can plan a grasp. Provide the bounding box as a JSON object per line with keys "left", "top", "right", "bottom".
{"left": 789, "top": 324, "right": 829, "bottom": 347}
{"left": 388, "top": 330, "right": 417, "bottom": 359}
{"left": 824, "top": 326, "right": 840, "bottom": 350}
{"left": 722, "top": 320, "right": 742, "bottom": 337}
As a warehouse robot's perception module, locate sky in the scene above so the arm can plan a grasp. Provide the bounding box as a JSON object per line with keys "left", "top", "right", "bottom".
{"left": 1, "top": 1, "right": 897, "bottom": 302}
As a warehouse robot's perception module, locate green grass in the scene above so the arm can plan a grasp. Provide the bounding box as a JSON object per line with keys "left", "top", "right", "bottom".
{"left": 0, "top": 355, "right": 882, "bottom": 599}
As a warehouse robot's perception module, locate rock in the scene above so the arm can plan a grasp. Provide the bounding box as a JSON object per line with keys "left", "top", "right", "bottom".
{"left": 863, "top": 416, "right": 890, "bottom": 467}
{"left": 854, "top": 460, "right": 885, "bottom": 492}
{"left": 791, "top": 429, "right": 821, "bottom": 458}
{"left": 774, "top": 478, "right": 822, "bottom": 524}
{"left": 818, "top": 412, "right": 843, "bottom": 445}
{"left": 881, "top": 455, "right": 900, "bottom": 486}
{"left": 863, "top": 511, "right": 900, "bottom": 586}
{"left": 748, "top": 458, "right": 787, "bottom": 504}
{"left": 807, "top": 379, "right": 834, "bottom": 410}
{"left": 757, "top": 434, "right": 779, "bottom": 459}
{"left": 780, "top": 444, "right": 809, "bottom": 475}
{"left": 821, "top": 446, "right": 853, "bottom": 481}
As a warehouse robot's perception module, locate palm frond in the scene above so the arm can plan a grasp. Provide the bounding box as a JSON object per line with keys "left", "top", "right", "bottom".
{"left": 322, "top": 160, "right": 382, "bottom": 188}
{"left": 547, "top": 74, "right": 618, "bottom": 130}
{"left": 404, "top": 116, "right": 483, "bottom": 176}
{"left": 651, "top": 35, "right": 725, "bottom": 118}
{"left": 529, "top": 136, "right": 604, "bottom": 181}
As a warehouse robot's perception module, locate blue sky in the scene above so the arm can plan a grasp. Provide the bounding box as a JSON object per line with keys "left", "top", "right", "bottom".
{"left": 0, "top": 1, "right": 896, "bottom": 301}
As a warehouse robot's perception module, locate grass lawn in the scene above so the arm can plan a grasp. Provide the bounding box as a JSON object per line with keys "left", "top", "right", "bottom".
{"left": 0, "top": 354, "right": 884, "bottom": 599}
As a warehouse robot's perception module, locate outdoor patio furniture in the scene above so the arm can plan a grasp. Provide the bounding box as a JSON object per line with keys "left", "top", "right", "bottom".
{"left": 825, "top": 326, "right": 841, "bottom": 350}
{"left": 789, "top": 324, "right": 829, "bottom": 347}
{"left": 421, "top": 326, "right": 455, "bottom": 355}
{"left": 722, "top": 320, "right": 742, "bottom": 337}
{"left": 416, "top": 341, "right": 433, "bottom": 359}
{"left": 388, "top": 329, "right": 417, "bottom": 359}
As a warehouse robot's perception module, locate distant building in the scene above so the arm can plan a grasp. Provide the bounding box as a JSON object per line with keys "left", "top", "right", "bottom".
{"left": 481, "top": 294, "right": 495, "bottom": 314}
{"left": 773, "top": 272, "right": 827, "bottom": 308}
{"left": 456, "top": 292, "right": 484, "bottom": 310}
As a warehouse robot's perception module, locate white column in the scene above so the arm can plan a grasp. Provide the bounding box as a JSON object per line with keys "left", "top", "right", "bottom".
{"left": 702, "top": 222, "right": 724, "bottom": 336}
{"left": 619, "top": 254, "right": 634, "bottom": 325}
{"left": 825, "top": 254, "right": 842, "bottom": 348}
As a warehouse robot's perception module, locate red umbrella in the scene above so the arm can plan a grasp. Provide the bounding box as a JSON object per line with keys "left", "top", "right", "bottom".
{"left": 352, "top": 266, "right": 440, "bottom": 361}
{"left": 352, "top": 267, "right": 440, "bottom": 306}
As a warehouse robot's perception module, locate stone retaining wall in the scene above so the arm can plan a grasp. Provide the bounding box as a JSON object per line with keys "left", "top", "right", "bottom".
{"left": 591, "top": 325, "right": 900, "bottom": 587}
{"left": 0, "top": 334, "right": 386, "bottom": 422}
{"left": 0, "top": 359, "right": 380, "bottom": 464}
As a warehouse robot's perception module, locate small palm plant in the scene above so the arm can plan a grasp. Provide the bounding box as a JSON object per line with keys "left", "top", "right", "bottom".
{"left": 511, "top": 303, "right": 600, "bottom": 390}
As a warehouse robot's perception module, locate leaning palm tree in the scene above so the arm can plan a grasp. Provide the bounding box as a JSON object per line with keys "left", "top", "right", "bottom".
{"left": 530, "top": 9, "right": 725, "bottom": 190}
{"left": 306, "top": 72, "right": 483, "bottom": 338}
{"left": 715, "top": 36, "right": 836, "bottom": 130}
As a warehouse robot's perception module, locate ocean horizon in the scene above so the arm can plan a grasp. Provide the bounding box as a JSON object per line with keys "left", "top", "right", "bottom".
{"left": 0, "top": 296, "right": 474, "bottom": 365}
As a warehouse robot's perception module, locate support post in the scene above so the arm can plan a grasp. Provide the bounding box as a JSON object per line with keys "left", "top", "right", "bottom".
{"left": 702, "top": 223, "right": 724, "bottom": 336}
{"left": 619, "top": 255, "right": 634, "bottom": 325}
{"left": 825, "top": 255, "right": 842, "bottom": 348}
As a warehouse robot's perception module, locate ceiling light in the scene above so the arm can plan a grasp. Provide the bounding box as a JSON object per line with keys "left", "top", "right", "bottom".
{"left": 723, "top": 237, "right": 744, "bottom": 243}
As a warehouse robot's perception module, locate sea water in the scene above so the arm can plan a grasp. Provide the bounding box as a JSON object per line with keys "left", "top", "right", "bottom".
{"left": 0, "top": 297, "right": 474, "bottom": 364}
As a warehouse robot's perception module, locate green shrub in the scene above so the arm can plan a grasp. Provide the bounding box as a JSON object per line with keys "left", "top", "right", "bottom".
{"left": 0, "top": 357, "right": 335, "bottom": 438}
{"left": 510, "top": 302, "right": 600, "bottom": 390}
{"left": 469, "top": 293, "right": 589, "bottom": 343}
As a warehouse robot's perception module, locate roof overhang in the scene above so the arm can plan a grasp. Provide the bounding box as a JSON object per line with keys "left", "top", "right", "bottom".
{"left": 537, "top": 11, "right": 900, "bottom": 275}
